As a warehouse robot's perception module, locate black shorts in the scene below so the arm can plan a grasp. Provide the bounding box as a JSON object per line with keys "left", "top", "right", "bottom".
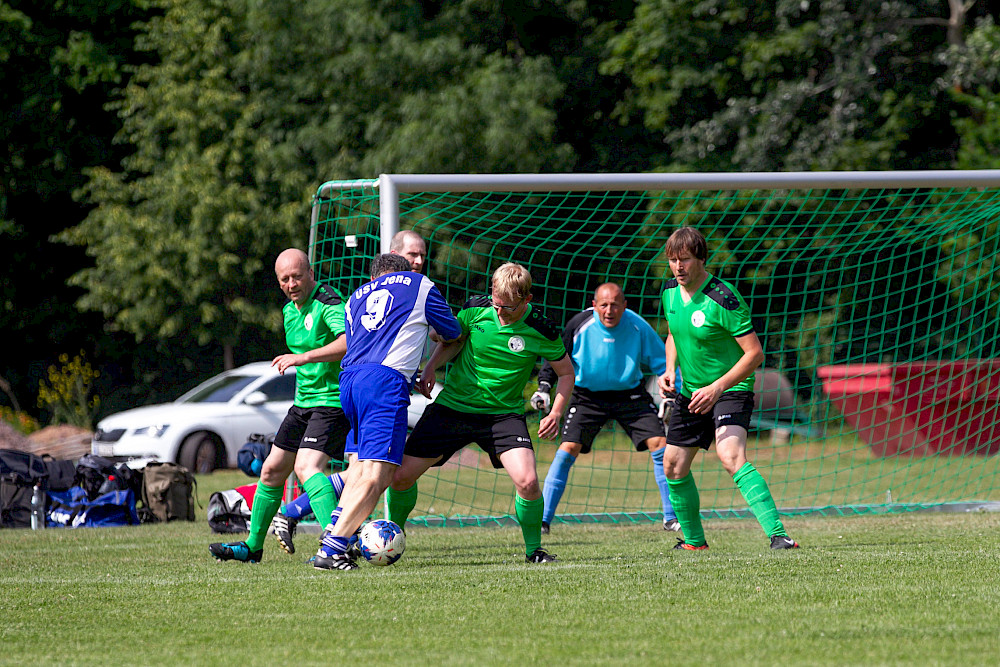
{"left": 404, "top": 403, "right": 533, "bottom": 469}
{"left": 665, "top": 391, "right": 755, "bottom": 450}
{"left": 561, "top": 385, "right": 665, "bottom": 454}
{"left": 273, "top": 405, "right": 350, "bottom": 460}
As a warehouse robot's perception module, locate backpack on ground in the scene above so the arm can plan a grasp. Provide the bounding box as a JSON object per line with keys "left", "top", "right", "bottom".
{"left": 112, "top": 462, "right": 144, "bottom": 499}
{"left": 206, "top": 488, "right": 251, "bottom": 533}
{"left": 0, "top": 449, "right": 49, "bottom": 529}
{"left": 75, "top": 454, "right": 119, "bottom": 500}
{"left": 140, "top": 461, "right": 196, "bottom": 522}
{"left": 75, "top": 454, "right": 143, "bottom": 501}
{"left": 237, "top": 433, "right": 272, "bottom": 477}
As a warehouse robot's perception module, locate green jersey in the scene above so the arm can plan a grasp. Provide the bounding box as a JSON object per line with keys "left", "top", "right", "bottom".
{"left": 435, "top": 297, "right": 566, "bottom": 414}
{"left": 283, "top": 282, "right": 346, "bottom": 408}
{"left": 661, "top": 274, "right": 755, "bottom": 398}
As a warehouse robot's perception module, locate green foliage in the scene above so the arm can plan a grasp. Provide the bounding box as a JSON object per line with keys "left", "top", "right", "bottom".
{"left": 2, "top": 0, "right": 151, "bottom": 418}
{"left": 9, "top": 0, "right": 1000, "bottom": 424}
{"left": 36, "top": 352, "right": 100, "bottom": 429}
{"left": 602, "top": 0, "right": 965, "bottom": 171}
{"left": 52, "top": 29, "right": 122, "bottom": 92}
{"left": 59, "top": 0, "right": 281, "bottom": 350}
{"left": 1, "top": 0, "right": 144, "bottom": 206}
{"left": 941, "top": 16, "right": 1000, "bottom": 169}
{"left": 58, "top": 0, "right": 574, "bottom": 356}
{"left": 950, "top": 86, "right": 1000, "bottom": 169}
{"left": 2, "top": 514, "right": 1000, "bottom": 664}
{"left": 938, "top": 15, "right": 1000, "bottom": 92}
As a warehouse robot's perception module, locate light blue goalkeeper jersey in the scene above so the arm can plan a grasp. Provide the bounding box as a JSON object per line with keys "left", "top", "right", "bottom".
{"left": 538, "top": 308, "right": 666, "bottom": 391}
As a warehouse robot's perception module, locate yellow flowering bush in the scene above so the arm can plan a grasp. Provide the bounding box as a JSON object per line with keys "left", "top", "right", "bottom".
{"left": 37, "top": 352, "right": 101, "bottom": 429}
{"left": 0, "top": 406, "right": 40, "bottom": 434}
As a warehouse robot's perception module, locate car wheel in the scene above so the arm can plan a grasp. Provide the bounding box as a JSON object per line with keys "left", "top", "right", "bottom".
{"left": 179, "top": 432, "right": 220, "bottom": 474}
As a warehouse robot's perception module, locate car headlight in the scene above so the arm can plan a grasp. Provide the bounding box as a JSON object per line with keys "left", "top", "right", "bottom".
{"left": 133, "top": 424, "right": 170, "bottom": 438}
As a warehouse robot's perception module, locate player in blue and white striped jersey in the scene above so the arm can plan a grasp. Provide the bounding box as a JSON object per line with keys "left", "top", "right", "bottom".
{"left": 313, "top": 253, "right": 461, "bottom": 571}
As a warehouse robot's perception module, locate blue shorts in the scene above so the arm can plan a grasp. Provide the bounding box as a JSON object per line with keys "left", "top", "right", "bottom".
{"left": 340, "top": 365, "right": 410, "bottom": 465}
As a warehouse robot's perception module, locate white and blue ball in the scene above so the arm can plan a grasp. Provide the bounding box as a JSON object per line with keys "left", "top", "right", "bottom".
{"left": 358, "top": 519, "right": 406, "bottom": 566}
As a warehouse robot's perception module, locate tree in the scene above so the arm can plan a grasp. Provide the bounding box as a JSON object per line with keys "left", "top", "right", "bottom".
{"left": 423, "top": 0, "right": 664, "bottom": 172}
{"left": 59, "top": 0, "right": 575, "bottom": 369}
{"left": 940, "top": 14, "right": 1000, "bottom": 169}
{"left": 1, "top": 0, "right": 151, "bottom": 418}
{"left": 601, "top": 0, "right": 998, "bottom": 172}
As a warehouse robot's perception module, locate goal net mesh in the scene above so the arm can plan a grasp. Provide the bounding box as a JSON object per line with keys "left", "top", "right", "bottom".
{"left": 310, "top": 177, "right": 1000, "bottom": 527}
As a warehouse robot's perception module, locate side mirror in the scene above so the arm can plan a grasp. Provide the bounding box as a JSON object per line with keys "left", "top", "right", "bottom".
{"left": 244, "top": 391, "right": 267, "bottom": 406}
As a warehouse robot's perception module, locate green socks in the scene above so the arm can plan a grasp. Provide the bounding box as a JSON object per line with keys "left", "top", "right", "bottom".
{"left": 386, "top": 483, "right": 419, "bottom": 529}
{"left": 246, "top": 481, "right": 284, "bottom": 552}
{"left": 733, "top": 462, "right": 786, "bottom": 537}
{"left": 302, "top": 472, "right": 337, "bottom": 530}
{"left": 515, "top": 494, "right": 544, "bottom": 556}
{"left": 667, "top": 473, "right": 705, "bottom": 546}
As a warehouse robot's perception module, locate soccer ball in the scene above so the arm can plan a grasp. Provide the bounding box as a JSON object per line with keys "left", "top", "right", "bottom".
{"left": 358, "top": 519, "right": 406, "bottom": 566}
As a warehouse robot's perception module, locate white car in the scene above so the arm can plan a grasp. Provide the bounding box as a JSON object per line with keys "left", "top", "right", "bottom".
{"left": 91, "top": 362, "right": 438, "bottom": 473}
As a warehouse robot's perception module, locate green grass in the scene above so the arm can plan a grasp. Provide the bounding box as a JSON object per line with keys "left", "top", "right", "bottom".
{"left": 401, "top": 428, "right": 1000, "bottom": 522}
{"left": 2, "top": 507, "right": 999, "bottom": 665}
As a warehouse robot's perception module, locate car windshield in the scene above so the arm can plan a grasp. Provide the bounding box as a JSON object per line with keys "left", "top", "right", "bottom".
{"left": 178, "top": 374, "right": 259, "bottom": 403}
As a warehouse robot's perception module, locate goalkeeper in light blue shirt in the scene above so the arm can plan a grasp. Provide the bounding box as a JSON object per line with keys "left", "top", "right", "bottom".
{"left": 532, "top": 282, "right": 679, "bottom": 533}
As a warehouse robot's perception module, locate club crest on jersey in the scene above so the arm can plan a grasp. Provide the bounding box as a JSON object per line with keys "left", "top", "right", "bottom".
{"left": 508, "top": 335, "right": 525, "bottom": 352}
{"left": 691, "top": 310, "right": 706, "bottom": 328}
{"left": 304, "top": 314, "right": 314, "bottom": 330}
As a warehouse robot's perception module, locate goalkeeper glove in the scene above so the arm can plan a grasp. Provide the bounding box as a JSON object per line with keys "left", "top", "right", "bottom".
{"left": 530, "top": 383, "right": 552, "bottom": 413}
{"left": 658, "top": 396, "right": 676, "bottom": 423}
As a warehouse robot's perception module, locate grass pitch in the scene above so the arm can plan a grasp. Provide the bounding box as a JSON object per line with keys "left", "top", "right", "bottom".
{"left": 2, "top": 485, "right": 998, "bottom": 666}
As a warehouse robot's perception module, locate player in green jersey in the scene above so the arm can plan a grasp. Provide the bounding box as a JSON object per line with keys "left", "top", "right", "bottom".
{"left": 386, "top": 263, "right": 575, "bottom": 563}
{"left": 210, "top": 248, "right": 350, "bottom": 563}
{"left": 657, "top": 227, "right": 799, "bottom": 551}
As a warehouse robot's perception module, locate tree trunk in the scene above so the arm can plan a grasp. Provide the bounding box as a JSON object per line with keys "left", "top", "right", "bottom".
{"left": 223, "top": 342, "right": 234, "bottom": 370}
{"left": 947, "top": 0, "right": 967, "bottom": 47}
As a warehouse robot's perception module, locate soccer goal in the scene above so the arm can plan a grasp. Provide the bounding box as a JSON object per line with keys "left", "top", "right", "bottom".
{"left": 309, "top": 171, "right": 1000, "bottom": 527}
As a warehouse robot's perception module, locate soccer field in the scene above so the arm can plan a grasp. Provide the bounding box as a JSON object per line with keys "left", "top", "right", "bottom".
{"left": 400, "top": 429, "right": 1000, "bottom": 525}
{"left": 2, "top": 502, "right": 998, "bottom": 665}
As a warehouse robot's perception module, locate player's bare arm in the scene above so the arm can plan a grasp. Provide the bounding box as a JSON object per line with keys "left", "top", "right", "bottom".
{"left": 272, "top": 334, "right": 347, "bottom": 374}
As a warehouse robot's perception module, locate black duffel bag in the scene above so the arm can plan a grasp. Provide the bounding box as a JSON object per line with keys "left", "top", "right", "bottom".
{"left": 0, "top": 449, "right": 48, "bottom": 529}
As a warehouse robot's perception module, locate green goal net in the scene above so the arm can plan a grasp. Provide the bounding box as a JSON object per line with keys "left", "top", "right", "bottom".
{"left": 309, "top": 172, "right": 1000, "bottom": 527}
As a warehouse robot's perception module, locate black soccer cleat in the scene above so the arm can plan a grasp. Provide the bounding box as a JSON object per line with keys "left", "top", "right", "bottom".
{"left": 346, "top": 536, "right": 362, "bottom": 561}
{"left": 540, "top": 521, "right": 550, "bottom": 535}
{"left": 271, "top": 512, "right": 298, "bottom": 555}
{"left": 526, "top": 547, "right": 558, "bottom": 563}
{"left": 209, "top": 541, "right": 263, "bottom": 563}
{"left": 313, "top": 552, "right": 359, "bottom": 571}
{"left": 770, "top": 534, "right": 800, "bottom": 550}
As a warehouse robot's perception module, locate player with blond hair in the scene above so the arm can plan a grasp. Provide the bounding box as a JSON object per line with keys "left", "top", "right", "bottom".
{"left": 387, "top": 262, "right": 575, "bottom": 563}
